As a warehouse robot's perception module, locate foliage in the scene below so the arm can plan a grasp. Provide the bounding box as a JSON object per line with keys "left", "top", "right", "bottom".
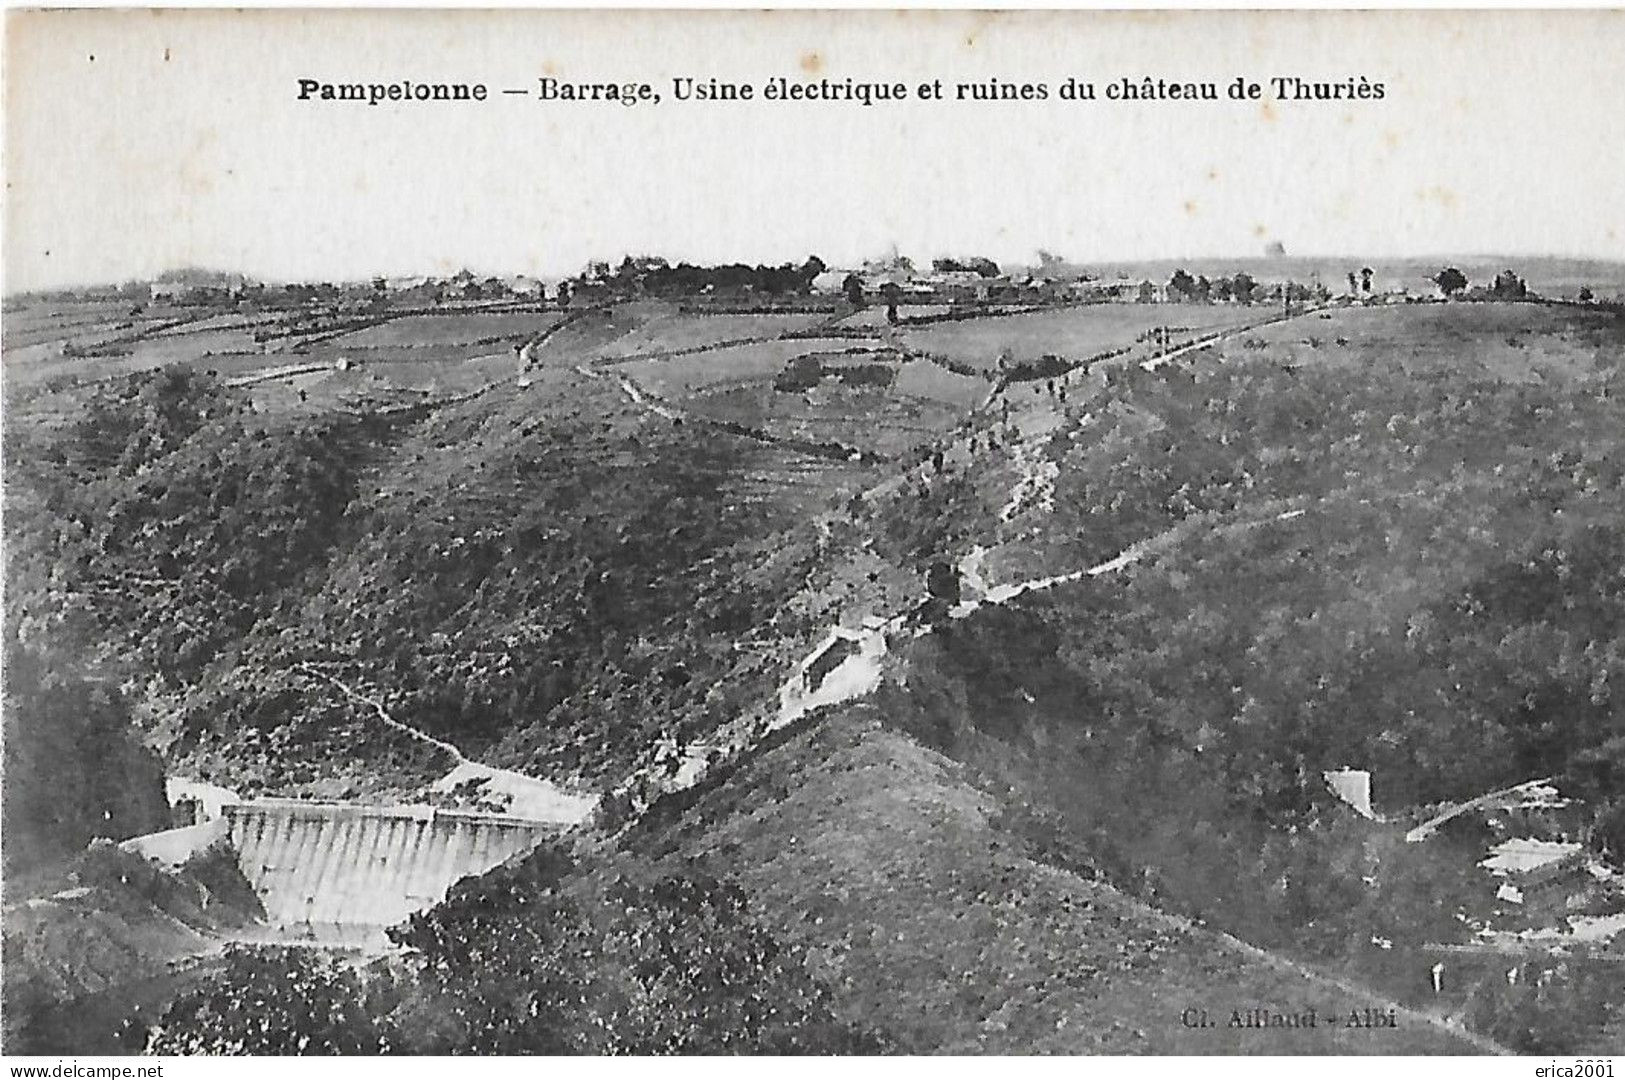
{"left": 931, "top": 257, "right": 1001, "bottom": 278}
{"left": 582, "top": 256, "right": 828, "bottom": 299}
{"left": 0, "top": 640, "right": 169, "bottom": 876}
{"left": 1434, "top": 266, "right": 1469, "bottom": 296}
{"left": 1491, "top": 269, "right": 1530, "bottom": 300}
{"left": 6, "top": 369, "right": 360, "bottom": 683}
{"left": 151, "top": 854, "right": 884, "bottom": 1055}
{"left": 1464, "top": 966, "right": 1624, "bottom": 1054}
{"left": 389, "top": 851, "right": 884, "bottom": 1053}
{"left": 148, "top": 946, "right": 394, "bottom": 1054}
{"left": 6, "top": 364, "right": 821, "bottom": 794}
{"left": 773, "top": 354, "right": 824, "bottom": 393}
{"left": 857, "top": 309, "right": 1625, "bottom": 1050}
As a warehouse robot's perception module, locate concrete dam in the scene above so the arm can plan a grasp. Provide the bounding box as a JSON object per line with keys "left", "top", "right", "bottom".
{"left": 220, "top": 800, "right": 559, "bottom": 942}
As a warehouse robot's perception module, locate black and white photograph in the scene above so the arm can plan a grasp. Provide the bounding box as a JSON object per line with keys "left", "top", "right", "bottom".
{"left": 1, "top": 7, "right": 1622, "bottom": 1061}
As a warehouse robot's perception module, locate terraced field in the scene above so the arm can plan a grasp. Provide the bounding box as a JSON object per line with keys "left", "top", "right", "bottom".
{"left": 330, "top": 311, "right": 565, "bottom": 348}
{"left": 529, "top": 304, "right": 834, "bottom": 368}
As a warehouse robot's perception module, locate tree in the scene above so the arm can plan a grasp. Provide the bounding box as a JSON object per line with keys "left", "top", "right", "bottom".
{"left": 841, "top": 273, "right": 865, "bottom": 308}
{"left": 773, "top": 355, "right": 824, "bottom": 393}
{"left": 926, "top": 561, "right": 962, "bottom": 605}
{"left": 1578, "top": 285, "right": 1594, "bottom": 303}
{"left": 1433, "top": 267, "right": 1469, "bottom": 297}
{"left": 1167, "top": 269, "right": 1197, "bottom": 302}
{"left": 1359, "top": 267, "right": 1374, "bottom": 295}
{"left": 932, "top": 256, "right": 1000, "bottom": 278}
{"left": 1231, "top": 272, "right": 1257, "bottom": 304}
{"left": 797, "top": 255, "right": 827, "bottom": 293}
{"left": 881, "top": 282, "right": 902, "bottom": 325}
{"left": 1595, "top": 798, "right": 1625, "bottom": 863}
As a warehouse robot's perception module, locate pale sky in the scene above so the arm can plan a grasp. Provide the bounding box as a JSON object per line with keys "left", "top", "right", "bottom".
{"left": 5, "top": 9, "right": 1623, "bottom": 292}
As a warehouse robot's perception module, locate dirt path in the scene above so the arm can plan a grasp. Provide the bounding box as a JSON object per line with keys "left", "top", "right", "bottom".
{"left": 1139, "top": 306, "right": 1319, "bottom": 371}
{"left": 575, "top": 361, "right": 886, "bottom": 464}
{"left": 296, "top": 664, "right": 596, "bottom": 824}
{"left": 1404, "top": 777, "right": 1555, "bottom": 843}
{"left": 297, "top": 663, "right": 465, "bottom": 760}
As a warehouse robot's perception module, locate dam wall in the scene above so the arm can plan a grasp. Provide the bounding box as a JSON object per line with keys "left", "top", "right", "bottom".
{"left": 224, "top": 800, "right": 557, "bottom": 940}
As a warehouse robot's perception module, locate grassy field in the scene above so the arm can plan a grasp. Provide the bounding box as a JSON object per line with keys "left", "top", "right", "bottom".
{"left": 531, "top": 303, "right": 832, "bottom": 367}
{"left": 833, "top": 304, "right": 951, "bottom": 329}
{"left": 604, "top": 326, "right": 993, "bottom": 460}
{"left": 893, "top": 358, "right": 993, "bottom": 408}
{"left": 5, "top": 328, "right": 261, "bottom": 390}
{"left": 588, "top": 309, "right": 832, "bottom": 360}
{"left": 2, "top": 301, "right": 142, "bottom": 349}
{"left": 1231, "top": 301, "right": 1621, "bottom": 381}
{"left": 902, "top": 303, "right": 1265, "bottom": 370}
{"left": 330, "top": 311, "right": 565, "bottom": 348}
{"left": 615, "top": 338, "right": 851, "bottom": 395}
{"left": 685, "top": 382, "right": 965, "bottom": 459}
{"left": 295, "top": 341, "right": 517, "bottom": 365}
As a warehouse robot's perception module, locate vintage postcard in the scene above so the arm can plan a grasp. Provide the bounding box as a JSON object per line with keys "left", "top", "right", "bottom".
{"left": 2, "top": 7, "right": 1622, "bottom": 1061}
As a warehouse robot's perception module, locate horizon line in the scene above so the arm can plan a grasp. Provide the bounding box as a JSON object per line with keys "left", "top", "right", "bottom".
{"left": 8, "top": 249, "right": 1625, "bottom": 299}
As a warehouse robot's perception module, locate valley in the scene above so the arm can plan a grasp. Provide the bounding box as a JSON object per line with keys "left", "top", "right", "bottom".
{"left": 4, "top": 270, "right": 1623, "bottom": 1054}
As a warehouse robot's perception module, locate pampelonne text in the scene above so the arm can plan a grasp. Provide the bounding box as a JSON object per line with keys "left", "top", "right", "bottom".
{"left": 294, "top": 74, "right": 1387, "bottom": 109}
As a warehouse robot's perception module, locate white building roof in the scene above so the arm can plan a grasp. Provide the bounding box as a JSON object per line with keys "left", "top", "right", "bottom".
{"left": 1479, "top": 838, "right": 1583, "bottom": 877}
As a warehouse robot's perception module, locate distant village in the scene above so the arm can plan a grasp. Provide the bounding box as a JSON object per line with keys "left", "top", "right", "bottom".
{"left": 21, "top": 249, "right": 1580, "bottom": 316}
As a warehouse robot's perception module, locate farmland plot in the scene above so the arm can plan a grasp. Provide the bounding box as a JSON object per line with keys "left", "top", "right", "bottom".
{"left": 2, "top": 301, "right": 138, "bottom": 349}
{"left": 892, "top": 359, "right": 993, "bottom": 409}
{"left": 331, "top": 311, "right": 566, "bottom": 348}
{"left": 616, "top": 338, "right": 878, "bottom": 396}
{"left": 144, "top": 311, "right": 284, "bottom": 339}
{"left": 832, "top": 304, "right": 951, "bottom": 329}
{"left": 116, "top": 327, "right": 264, "bottom": 366}
{"left": 1235, "top": 301, "right": 1621, "bottom": 382}
{"left": 268, "top": 345, "right": 522, "bottom": 396}
{"left": 537, "top": 304, "right": 832, "bottom": 366}
{"left": 686, "top": 382, "right": 967, "bottom": 459}
{"left": 241, "top": 367, "right": 440, "bottom": 416}
{"left": 4, "top": 325, "right": 266, "bottom": 389}
{"left": 3, "top": 306, "right": 193, "bottom": 365}
{"left": 902, "top": 303, "right": 1263, "bottom": 371}
{"left": 295, "top": 341, "right": 517, "bottom": 366}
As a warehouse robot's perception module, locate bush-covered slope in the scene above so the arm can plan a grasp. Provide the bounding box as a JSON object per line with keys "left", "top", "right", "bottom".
{"left": 1, "top": 644, "right": 169, "bottom": 878}
{"left": 4, "top": 365, "right": 838, "bottom": 799}
{"left": 620, "top": 707, "right": 1488, "bottom": 1053}
{"left": 3, "top": 841, "right": 264, "bottom": 1054}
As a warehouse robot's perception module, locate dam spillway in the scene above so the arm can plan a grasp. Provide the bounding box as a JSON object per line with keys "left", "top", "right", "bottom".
{"left": 223, "top": 800, "right": 559, "bottom": 943}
